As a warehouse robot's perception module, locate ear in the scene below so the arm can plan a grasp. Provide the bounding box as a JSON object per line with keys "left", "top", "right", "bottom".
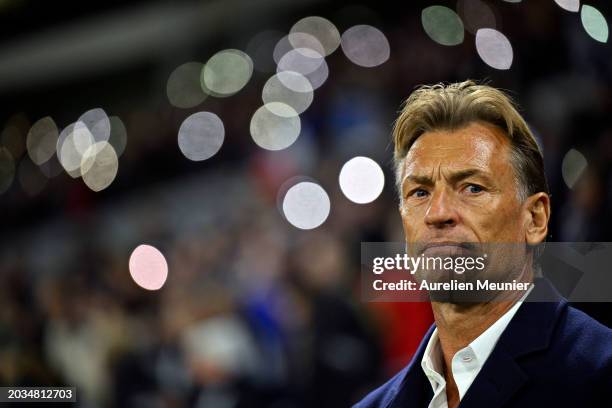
{"left": 524, "top": 192, "right": 551, "bottom": 245}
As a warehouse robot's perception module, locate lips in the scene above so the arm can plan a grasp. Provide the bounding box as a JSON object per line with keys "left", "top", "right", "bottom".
{"left": 421, "top": 241, "right": 474, "bottom": 257}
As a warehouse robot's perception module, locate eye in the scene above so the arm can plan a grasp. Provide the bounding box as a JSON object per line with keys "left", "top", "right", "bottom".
{"left": 466, "top": 184, "right": 484, "bottom": 194}
{"left": 413, "top": 188, "right": 429, "bottom": 198}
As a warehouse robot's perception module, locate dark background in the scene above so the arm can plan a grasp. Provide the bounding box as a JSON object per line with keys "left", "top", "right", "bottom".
{"left": 0, "top": 0, "right": 610, "bottom": 407}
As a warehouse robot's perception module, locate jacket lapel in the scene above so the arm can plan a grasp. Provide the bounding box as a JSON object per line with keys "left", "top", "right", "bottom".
{"left": 388, "top": 324, "right": 435, "bottom": 408}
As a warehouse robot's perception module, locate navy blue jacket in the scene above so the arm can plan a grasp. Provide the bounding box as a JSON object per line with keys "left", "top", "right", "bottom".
{"left": 353, "top": 278, "right": 612, "bottom": 407}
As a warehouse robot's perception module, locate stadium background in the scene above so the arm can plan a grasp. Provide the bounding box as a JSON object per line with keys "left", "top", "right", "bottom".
{"left": 0, "top": 0, "right": 610, "bottom": 406}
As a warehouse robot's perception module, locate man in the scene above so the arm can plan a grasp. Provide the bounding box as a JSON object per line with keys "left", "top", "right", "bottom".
{"left": 354, "top": 81, "right": 612, "bottom": 407}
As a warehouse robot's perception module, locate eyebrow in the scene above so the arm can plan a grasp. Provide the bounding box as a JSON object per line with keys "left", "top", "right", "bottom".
{"left": 401, "top": 168, "right": 494, "bottom": 191}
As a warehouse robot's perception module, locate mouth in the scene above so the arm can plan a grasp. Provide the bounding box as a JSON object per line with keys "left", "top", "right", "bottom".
{"left": 420, "top": 241, "right": 476, "bottom": 257}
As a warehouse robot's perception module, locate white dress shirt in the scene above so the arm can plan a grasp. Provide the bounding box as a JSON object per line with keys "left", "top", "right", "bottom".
{"left": 420, "top": 286, "right": 533, "bottom": 408}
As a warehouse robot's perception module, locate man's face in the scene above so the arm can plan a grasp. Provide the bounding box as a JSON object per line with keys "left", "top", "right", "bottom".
{"left": 399, "top": 121, "right": 529, "bottom": 295}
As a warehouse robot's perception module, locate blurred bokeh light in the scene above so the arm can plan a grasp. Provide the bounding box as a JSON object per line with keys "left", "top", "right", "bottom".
{"left": 421, "top": 5, "right": 464, "bottom": 46}
{"left": 26, "top": 116, "right": 59, "bottom": 165}
{"left": 129, "top": 244, "right": 169, "bottom": 290}
{"left": 341, "top": 24, "right": 390, "bottom": 67}
{"left": 167, "top": 62, "right": 208, "bottom": 108}
{"left": 339, "top": 156, "right": 385, "bottom": 204}
{"left": 177, "top": 112, "right": 225, "bottom": 161}
{"left": 201, "top": 49, "right": 254, "bottom": 97}
{"left": 475, "top": 28, "right": 513, "bottom": 70}
{"left": 581, "top": 5, "right": 609, "bottom": 43}
{"left": 250, "top": 103, "right": 301, "bottom": 150}
{"left": 282, "top": 180, "right": 331, "bottom": 229}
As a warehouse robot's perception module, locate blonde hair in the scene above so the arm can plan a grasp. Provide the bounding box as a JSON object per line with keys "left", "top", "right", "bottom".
{"left": 393, "top": 80, "right": 549, "bottom": 202}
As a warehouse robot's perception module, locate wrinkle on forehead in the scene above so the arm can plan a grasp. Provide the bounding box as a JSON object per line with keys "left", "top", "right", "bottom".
{"left": 402, "top": 122, "right": 512, "bottom": 178}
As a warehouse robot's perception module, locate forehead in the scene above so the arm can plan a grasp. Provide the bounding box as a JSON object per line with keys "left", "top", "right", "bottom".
{"left": 403, "top": 122, "right": 512, "bottom": 174}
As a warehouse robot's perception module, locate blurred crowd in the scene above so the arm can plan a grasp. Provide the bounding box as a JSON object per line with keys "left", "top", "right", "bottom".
{"left": 1, "top": 1, "right": 611, "bottom": 407}
{"left": 0, "top": 166, "right": 402, "bottom": 407}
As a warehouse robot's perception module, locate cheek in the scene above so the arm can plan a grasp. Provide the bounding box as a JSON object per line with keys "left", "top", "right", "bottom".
{"left": 472, "top": 202, "right": 522, "bottom": 238}
{"left": 400, "top": 209, "right": 416, "bottom": 238}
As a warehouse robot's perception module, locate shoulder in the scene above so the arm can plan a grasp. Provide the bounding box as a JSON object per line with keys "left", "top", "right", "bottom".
{"left": 519, "top": 302, "right": 612, "bottom": 395}
{"left": 553, "top": 305, "right": 612, "bottom": 371}
{"left": 352, "top": 364, "right": 410, "bottom": 408}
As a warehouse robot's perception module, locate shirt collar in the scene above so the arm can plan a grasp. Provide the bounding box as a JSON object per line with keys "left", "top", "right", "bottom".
{"left": 469, "top": 285, "right": 533, "bottom": 366}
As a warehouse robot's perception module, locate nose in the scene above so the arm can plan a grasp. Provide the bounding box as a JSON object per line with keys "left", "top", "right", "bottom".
{"left": 424, "top": 188, "right": 458, "bottom": 229}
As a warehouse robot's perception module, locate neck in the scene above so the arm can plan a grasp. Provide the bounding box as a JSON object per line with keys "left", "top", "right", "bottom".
{"left": 432, "top": 297, "right": 518, "bottom": 359}
{"left": 433, "top": 261, "right": 533, "bottom": 359}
